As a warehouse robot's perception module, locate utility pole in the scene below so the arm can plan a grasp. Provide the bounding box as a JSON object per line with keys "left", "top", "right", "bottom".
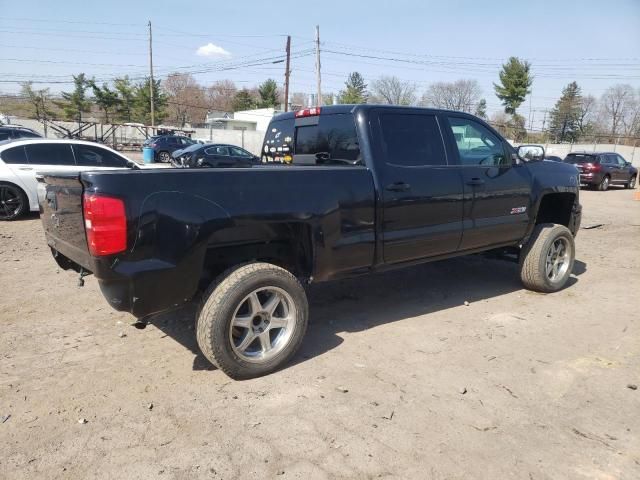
{"left": 148, "top": 20, "right": 155, "bottom": 127}
{"left": 284, "top": 35, "right": 291, "bottom": 112}
{"left": 315, "top": 25, "right": 322, "bottom": 107}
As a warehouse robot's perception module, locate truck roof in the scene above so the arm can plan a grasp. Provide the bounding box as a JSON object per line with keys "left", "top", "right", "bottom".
{"left": 272, "top": 104, "right": 476, "bottom": 121}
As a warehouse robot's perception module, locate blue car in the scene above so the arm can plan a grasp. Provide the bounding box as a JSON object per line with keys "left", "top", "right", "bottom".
{"left": 144, "top": 135, "right": 198, "bottom": 163}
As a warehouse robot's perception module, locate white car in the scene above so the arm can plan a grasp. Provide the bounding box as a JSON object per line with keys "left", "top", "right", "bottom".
{"left": 0, "top": 139, "right": 140, "bottom": 220}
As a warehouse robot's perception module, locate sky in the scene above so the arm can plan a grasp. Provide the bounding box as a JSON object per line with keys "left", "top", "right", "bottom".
{"left": 1, "top": 0, "right": 639, "bottom": 128}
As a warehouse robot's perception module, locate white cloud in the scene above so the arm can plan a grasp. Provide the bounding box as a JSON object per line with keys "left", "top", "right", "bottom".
{"left": 196, "top": 43, "right": 231, "bottom": 58}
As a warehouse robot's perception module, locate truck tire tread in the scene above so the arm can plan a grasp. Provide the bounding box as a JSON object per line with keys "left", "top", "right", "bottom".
{"left": 196, "top": 262, "right": 308, "bottom": 379}
{"left": 519, "top": 223, "right": 575, "bottom": 293}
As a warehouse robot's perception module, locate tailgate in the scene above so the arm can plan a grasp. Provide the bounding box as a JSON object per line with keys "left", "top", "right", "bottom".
{"left": 39, "top": 172, "right": 92, "bottom": 271}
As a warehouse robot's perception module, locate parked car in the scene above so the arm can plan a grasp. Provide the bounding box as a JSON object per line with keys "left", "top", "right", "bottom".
{"left": 0, "top": 139, "right": 139, "bottom": 220}
{"left": 144, "top": 135, "right": 197, "bottom": 162}
{"left": 564, "top": 152, "right": 637, "bottom": 190}
{"left": 171, "top": 143, "right": 260, "bottom": 168}
{"left": 39, "top": 105, "right": 582, "bottom": 379}
{"left": 0, "top": 125, "right": 43, "bottom": 143}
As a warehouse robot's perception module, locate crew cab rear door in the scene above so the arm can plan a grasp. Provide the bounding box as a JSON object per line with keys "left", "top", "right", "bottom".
{"left": 441, "top": 114, "right": 532, "bottom": 250}
{"left": 370, "top": 108, "right": 464, "bottom": 264}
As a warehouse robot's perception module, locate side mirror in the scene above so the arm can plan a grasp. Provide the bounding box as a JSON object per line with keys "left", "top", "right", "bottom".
{"left": 517, "top": 144, "right": 545, "bottom": 162}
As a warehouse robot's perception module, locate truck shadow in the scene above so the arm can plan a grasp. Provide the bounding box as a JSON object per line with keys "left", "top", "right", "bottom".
{"left": 149, "top": 256, "right": 586, "bottom": 373}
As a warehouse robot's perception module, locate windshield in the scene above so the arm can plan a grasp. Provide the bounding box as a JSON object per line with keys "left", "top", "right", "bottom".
{"left": 565, "top": 154, "right": 596, "bottom": 164}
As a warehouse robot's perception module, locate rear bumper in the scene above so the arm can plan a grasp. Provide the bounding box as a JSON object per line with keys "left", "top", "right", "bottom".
{"left": 49, "top": 244, "right": 198, "bottom": 318}
{"left": 579, "top": 172, "right": 602, "bottom": 185}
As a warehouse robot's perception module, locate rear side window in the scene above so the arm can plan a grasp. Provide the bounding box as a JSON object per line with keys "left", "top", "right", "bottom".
{"left": 0, "top": 131, "right": 11, "bottom": 142}
{"left": 73, "top": 144, "right": 128, "bottom": 168}
{"left": 565, "top": 154, "right": 597, "bottom": 164}
{"left": 230, "top": 146, "right": 252, "bottom": 158}
{"left": 25, "top": 144, "right": 75, "bottom": 166}
{"left": 294, "top": 114, "right": 360, "bottom": 165}
{"left": 379, "top": 113, "right": 446, "bottom": 167}
{"left": 1, "top": 146, "right": 28, "bottom": 164}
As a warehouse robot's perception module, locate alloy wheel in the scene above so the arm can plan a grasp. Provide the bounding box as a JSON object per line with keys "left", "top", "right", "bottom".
{"left": 229, "top": 287, "right": 297, "bottom": 363}
{"left": 545, "top": 237, "right": 571, "bottom": 282}
{"left": 0, "top": 185, "right": 24, "bottom": 220}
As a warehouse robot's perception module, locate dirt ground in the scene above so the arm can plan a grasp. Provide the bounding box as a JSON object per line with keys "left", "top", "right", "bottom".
{"left": 1, "top": 188, "right": 639, "bottom": 480}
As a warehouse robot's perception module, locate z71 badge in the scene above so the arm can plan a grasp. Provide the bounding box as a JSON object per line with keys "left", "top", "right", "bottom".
{"left": 510, "top": 206, "right": 527, "bottom": 214}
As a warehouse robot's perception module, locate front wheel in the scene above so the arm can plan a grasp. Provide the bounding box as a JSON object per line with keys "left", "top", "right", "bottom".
{"left": 196, "top": 262, "right": 308, "bottom": 379}
{"left": 626, "top": 175, "right": 637, "bottom": 189}
{"left": 519, "top": 223, "right": 575, "bottom": 293}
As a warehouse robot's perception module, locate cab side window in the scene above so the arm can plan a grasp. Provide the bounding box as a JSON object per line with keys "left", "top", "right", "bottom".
{"left": 446, "top": 117, "right": 507, "bottom": 166}
{"left": 379, "top": 113, "right": 446, "bottom": 167}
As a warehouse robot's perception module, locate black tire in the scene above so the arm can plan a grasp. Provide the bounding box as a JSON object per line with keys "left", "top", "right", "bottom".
{"left": 597, "top": 175, "right": 610, "bottom": 191}
{"left": 625, "top": 175, "right": 637, "bottom": 189}
{"left": 519, "top": 223, "right": 575, "bottom": 293}
{"left": 157, "top": 151, "right": 171, "bottom": 163}
{"left": 196, "top": 262, "right": 308, "bottom": 379}
{"left": 0, "top": 182, "right": 28, "bottom": 221}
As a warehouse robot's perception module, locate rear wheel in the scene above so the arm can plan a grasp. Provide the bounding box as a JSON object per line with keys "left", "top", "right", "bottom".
{"left": 626, "top": 175, "right": 637, "bottom": 189}
{"left": 597, "top": 175, "right": 610, "bottom": 191}
{"left": 196, "top": 262, "right": 308, "bottom": 379}
{"left": 0, "top": 182, "right": 28, "bottom": 221}
{"left": 157, "top": 151, "right": 171, "bottom": 163}
{"left": 520, "top": 223, "right": 575, "bottom": 293}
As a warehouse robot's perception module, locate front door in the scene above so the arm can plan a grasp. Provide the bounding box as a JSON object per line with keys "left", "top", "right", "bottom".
{"left": 371, "top": 109, "right": 464, "bottom": 264}
{"left": 441, "top": 115, "right": 532, "bottom": 251}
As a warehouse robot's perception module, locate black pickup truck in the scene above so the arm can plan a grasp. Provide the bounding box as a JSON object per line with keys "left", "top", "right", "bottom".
{"left": 40, "top": 105, "right": 581, "bottom": 379}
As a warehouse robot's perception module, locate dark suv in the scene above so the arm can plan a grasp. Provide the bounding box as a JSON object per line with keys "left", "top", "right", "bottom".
{"left": 145, "top": 135, "right": 197, "bottom": 162}
{"left": 565, "top": 152, "right": 637, "bottom": 190}
{"left": 0, "top": 126, "right": 43, "bottom": 143}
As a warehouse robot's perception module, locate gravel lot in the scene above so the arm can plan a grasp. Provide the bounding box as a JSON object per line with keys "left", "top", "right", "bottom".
{"left": 1, "top": 188, "right": 639, "bottom": 479}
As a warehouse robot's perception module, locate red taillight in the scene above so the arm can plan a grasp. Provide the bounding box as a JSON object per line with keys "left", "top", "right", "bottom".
{"left": 150, "top": 142, "right": 157, "bottom": 148}
{"left": 584, "top": 163, "right": 602, "bottom": 172}
{"left": 295, "top": 107, "right": 321, "bottom": 118}
{"left": 83, "top": 193, "right": 127, "bottom": 256}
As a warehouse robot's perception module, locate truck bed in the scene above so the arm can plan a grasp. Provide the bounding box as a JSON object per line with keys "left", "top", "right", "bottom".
{"left": 41, "top": 166, "right": 376, "bottom": 317}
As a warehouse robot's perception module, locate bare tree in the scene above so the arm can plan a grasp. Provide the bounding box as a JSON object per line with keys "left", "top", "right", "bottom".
{"left": 164, "top": 73, "right": 206, "bottom": 126}
{"left": 206, "top": 80, "right": 237, "bottom": 112}
{"left": 576, "top": 94, "right": 597, "bottom": 136}
{"left": 371, "top": 76, "right": 416, "bottom": 105}
{"left": 600, "top": 84, "right": 635, "bottom": 136}
{"left": 421, "top": 79, "right": 481, "bottom": 113}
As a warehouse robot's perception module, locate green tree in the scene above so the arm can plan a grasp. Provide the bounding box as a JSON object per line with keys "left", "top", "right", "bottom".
{"left": 113, "top": 76, "right": 136, "bottom": 122}
{"left": 232, "top": 88, "right": 256, "bottom": 111}
{"left": 55, "top": 73, "right": 92, "bottom": 127}
{"left": 339, "top": 72, "right": 368, "bottom": 104}
{"left": 548, "top": 82, "right": 582, "bottom": 142}
{"left": 257, "top": 79, "right": 279, "bottom": 108}
{"left": 133, "top": 78, "right": 167, "bottom": 125}
{"left": 494, "top": 57, "right": 533, "bottom": 115}
{"left": 475, "top": 98, "right": 487, "bottom": 119}
{"left": 20, "top": 81, "right": 54, "bottom": 121}
{"left": 90, "top": 82, "right": 120, "bottom": 124}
